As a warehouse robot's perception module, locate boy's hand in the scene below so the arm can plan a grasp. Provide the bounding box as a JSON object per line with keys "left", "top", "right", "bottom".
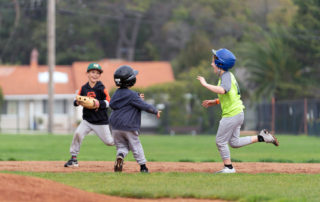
{"left": 93, "top": 99, "right": 100, "bottom": 108}
{"left": 157, "top": 111, "right": 162, "bottom": 118}
{"left": 197, "top": 76, "right": 208, "bottom": 87}
{"left": 202, "top": 99, "right": 219, "bottom": 108}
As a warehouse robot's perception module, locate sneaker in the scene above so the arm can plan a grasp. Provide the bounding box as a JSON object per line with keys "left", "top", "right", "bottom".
{"left": 215, "top": 167, "right": 236, "bottom": 174}
{"left": 114, "top": 155, "right": 124, "bottom": 172}
{"left": 140, "top": 166, "right": 149, "bottom": 173}
{"left": 259, "top": 129, "right": 279, "bottom": 146}
{"left": 64, "top": 158, "right": 79, "bottom": 167}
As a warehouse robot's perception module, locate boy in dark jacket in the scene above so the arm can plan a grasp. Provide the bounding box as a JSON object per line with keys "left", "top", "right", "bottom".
{"left": 110, "top": 65, "right": 161, "bottom": 173}
{"left": 64, "top": 63, "right": 114, "bottom": 167}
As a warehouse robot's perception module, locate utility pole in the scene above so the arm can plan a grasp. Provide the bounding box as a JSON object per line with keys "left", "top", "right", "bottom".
{"left": 47, "top": 0, "right": 55, "bottom": 134}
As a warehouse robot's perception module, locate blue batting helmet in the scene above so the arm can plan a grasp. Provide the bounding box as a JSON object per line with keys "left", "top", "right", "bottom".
{"left": 212, "top": 48, "right": 236, "bottom": 71}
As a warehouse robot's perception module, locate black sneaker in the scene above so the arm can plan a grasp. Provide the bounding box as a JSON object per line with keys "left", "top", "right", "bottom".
{"left": 64, "top": 158, "right": 79, "bottom": 167}
{"left": 140, "top": 164, "right": 149, "bottom": 173}
{"left": 114, "top": 155, "right": 124, "bottom": 172}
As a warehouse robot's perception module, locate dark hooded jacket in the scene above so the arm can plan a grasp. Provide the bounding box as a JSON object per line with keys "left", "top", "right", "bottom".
{"left": 109, "top": 88, "right": 158, "bottom": 131}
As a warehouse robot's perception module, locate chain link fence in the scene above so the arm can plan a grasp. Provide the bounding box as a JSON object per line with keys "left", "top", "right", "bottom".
{"left": 156, "top": 98, "right": 320, "bottom": 136}
{"left": 252, "top": 99, "right": 320, "bottom": 136}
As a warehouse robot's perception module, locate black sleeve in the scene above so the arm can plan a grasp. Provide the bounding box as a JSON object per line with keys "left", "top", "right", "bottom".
{"left": 97, "top": 87, "right": 108, "bottom": 109}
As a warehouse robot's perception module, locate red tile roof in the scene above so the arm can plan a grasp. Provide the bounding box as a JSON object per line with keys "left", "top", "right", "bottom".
{"left": 72, "top": 60, "right": 175, "bottom": 91}
{"left": 0, "top": 60, "right": 174, "bottom": 96}
{"left": 0, "top": 65, "right": 75, "bottom": 95}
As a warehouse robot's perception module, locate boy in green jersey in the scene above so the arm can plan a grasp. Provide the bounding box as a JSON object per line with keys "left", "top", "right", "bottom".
{"left": 197, "top": 48, "right": 279, "bottom": 173}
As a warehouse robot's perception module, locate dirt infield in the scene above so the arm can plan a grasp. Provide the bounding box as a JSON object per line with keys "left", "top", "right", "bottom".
{"left": 0, "top": 173, "right": 218, "bottom": 202}
{"left": 1, "top": 161, "right": 319, "bottom": 174}
{"left": 0, "top": 161, "right": 319, "bottom": 202}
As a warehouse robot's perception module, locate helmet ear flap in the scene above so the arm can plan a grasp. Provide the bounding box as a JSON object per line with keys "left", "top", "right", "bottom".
{"left": 126, "top": 77, "right": 136, "bottom": 87}
{"left": 214, "top": 59, "right": 224, "bottom": 69}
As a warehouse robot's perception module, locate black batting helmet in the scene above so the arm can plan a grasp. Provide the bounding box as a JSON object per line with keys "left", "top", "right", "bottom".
{"left": 114, "top": 65, "right": 139, "bottom": 88}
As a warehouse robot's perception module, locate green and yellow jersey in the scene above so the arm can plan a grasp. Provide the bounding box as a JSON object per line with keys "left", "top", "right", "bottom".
{"left": 217, "top": 72, "right": 245, "bottom": 117}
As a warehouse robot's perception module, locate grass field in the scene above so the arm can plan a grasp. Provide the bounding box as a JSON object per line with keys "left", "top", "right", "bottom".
{"left": 1, "top": 134, "right": 320, "bottom": 201}
{"left": 3, "top": 171, "right": 319, "bottom": 202}
{"left": 0, "top": 134, "right": 319, "bottom": 163}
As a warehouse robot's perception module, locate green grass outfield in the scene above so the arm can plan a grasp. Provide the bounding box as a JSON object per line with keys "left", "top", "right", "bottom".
{"left": 0, "top": 134, "right": 319, "bottom": 162}
{"left": 1, "top": 134, "right": 320, "bottom": 201}
{"left": 3, "top": 171, "right": 320, "bottom": 202}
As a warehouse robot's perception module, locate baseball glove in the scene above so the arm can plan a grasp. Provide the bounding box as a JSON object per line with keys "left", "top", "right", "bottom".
{"left": 76, "top": 95, "right": 99, "bottom": 109}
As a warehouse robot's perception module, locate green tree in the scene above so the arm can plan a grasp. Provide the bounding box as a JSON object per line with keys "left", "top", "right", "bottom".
{"left": 290, "top": 0, "right": 320, "bottom": 91}
{"left": 139, "top": 61, "right": 222, "bottom": 133}
{"left": 172, "top": 32, "right": 211, "bottom": 76}
{"left": 0, "top": 0, "right": 47, "bottom": 64}
{"left": 241, "top": 27, "right": 311, "bottom": 101}
{"left": 0, "top": 0, "right": 299, "bottom": 67}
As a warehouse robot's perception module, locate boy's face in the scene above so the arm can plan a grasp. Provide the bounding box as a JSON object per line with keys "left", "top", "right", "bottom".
{"left": 87, "top": 69, "right": 101, "bottom": 84}
{"left": 211, "top": 56, "right": 219, "bottom": 74}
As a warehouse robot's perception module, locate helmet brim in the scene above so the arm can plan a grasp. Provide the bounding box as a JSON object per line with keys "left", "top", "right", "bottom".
{"left": 126, "top": 70, "right": 139, "bottom": 81}
{"left": 133, "top": 70, "right": 139, "bottom": 76}
{"left": 211, "top": 49, "right": 217, "bottom": 56}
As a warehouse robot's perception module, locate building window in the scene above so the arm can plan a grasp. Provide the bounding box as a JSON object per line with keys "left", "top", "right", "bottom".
{"left": 1, "top": 101, "right": 7, "bottom": 114}
{"left": 1, "top": 101, "right": 18, "bottom": 115}
{"left": 43, "top": 99, "right": 68, "bottom": 114}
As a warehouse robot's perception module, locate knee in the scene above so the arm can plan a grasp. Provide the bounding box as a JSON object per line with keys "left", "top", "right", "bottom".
{"left": 229, "top": 141, "right": 240, "bottom": 148}
{"left": 107, "top": 142, "right": 114, "bottom": 146}
{"left": 216, "top": 141, "right": 226, "bottom": 148}
{"left": 73, "top": 132, "right": 83, "bottom": 141}
{"left": 104, "top": 138, "right": 115, "bottom": 146}
{"left": 105, "top": 140, "right": 115, "bottom": 146}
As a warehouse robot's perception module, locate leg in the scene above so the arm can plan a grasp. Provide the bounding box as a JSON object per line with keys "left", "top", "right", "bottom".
{"left": 113, "top": 130, "right": 130, "bottom": 172}
{"left": 215, "top": 113, "right": 244, "bottom": 173}
{"left": 113, "top": 130, "right": 129, "bottom": 157}
{"left": 91, "top": 124, "right": 114, "bottom": 146}
{"left": 69, "top": 120, "right": 91, "bottom": 156}
{"left": 127, "top": 131, "right": 147, "bottom": 165}
{"left": 229, "top": 113, "right": 253, "bottom": 148}
{"left": 65, "top": 120, "right": 91, "bottom": 167}
{"left": 216, "top": 118, "right": 237, "bottom": 161}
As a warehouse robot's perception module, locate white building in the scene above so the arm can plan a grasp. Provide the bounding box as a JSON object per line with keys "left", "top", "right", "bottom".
{"left": 0, "top": 50, "right": 175, "bottom": 134}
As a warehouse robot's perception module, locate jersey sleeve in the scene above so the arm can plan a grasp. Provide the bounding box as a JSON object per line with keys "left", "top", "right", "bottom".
{"left": 98, "top": 88, "right": 110, "bottom": 109}
{"left": 104, "top": 89, "right": 111, "bottom": 102}
{"left": 130, "top": 92, "right": 158, "bottom": 115}
{"left": 220, "top": 72, "right": 231, "bottom": 93}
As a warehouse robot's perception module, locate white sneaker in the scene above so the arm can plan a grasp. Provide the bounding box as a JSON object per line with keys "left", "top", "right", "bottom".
{"left": 215, "top": 167, "right": 236, "bottom": 174}
{"left": 259, "top": 129, "right": 279, "bottom": 146}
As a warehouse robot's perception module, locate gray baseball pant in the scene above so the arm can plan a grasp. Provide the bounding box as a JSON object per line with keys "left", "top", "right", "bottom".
{"left": 70, "top": 120, "right": 114, "bottom": 156}
{"left": 216, "top": 112, "right": 253, "bottom": 160}
{"left": 112, "top": 129, "right": 147, "bottom": 165}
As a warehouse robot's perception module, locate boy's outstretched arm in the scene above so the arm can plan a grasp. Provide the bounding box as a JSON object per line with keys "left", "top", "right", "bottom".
{"left": 197, "top": 76, "right": 225, "bottom": 94}
{"left": 131, "top": 94, "right": 158, "bottom": 115}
